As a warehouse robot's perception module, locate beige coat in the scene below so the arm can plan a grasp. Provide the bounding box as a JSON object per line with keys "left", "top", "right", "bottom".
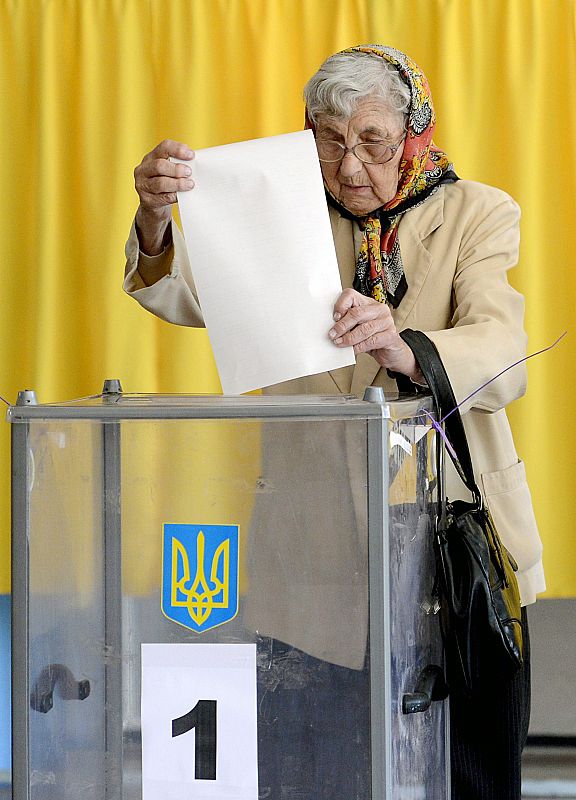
{"left": 125, "top": 179, "right": 545, "bottom": 665}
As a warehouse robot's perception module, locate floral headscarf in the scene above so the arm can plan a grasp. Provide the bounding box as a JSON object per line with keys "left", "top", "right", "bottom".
{"left": 310, "top": 45, "right": 457, "bottom": 307}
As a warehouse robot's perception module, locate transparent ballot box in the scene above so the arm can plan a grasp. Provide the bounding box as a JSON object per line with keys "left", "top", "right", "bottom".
{"left": 10, "top": 389, "right": 449, "bottom": 800}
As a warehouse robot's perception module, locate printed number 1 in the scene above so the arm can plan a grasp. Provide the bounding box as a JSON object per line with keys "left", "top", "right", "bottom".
{"left": 172, "top": 699, "right": 217, "bottom": 780}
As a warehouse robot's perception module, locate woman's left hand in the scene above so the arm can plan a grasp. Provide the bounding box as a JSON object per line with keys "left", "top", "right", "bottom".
{"left": 329, "top": 288, "right": 421, "bottom": 380}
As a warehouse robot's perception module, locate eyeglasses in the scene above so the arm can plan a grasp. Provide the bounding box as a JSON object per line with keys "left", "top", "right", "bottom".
{"left": 315, "top": 138, "right": 404, "bottom": 165}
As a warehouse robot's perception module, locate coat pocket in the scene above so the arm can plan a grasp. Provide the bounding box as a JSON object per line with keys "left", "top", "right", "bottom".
{"left": 480, "top": 459, "right": 542, "bottom": 573}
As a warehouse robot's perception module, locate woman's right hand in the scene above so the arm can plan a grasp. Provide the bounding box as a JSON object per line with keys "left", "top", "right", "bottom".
{"left": 134, "top": 139, "right": 195, "bottom": 255}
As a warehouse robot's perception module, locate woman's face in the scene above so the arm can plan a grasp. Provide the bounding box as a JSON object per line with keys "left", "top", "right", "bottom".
{"left": 315, "top": 96, "right": 406, "bottom": 215}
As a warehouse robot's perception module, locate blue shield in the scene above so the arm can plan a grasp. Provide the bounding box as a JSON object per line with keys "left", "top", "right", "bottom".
{"left": 162, "top": 524, "right": 239, "bottom": 633}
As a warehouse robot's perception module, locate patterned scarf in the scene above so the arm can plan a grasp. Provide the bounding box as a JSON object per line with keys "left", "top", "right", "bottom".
{"left": 310, "top": 45, "right": 457, "bottom": 308}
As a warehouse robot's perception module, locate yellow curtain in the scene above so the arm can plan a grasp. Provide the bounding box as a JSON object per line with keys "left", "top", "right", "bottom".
{"left": 1, "top": 0, "right": 575, "bottom": 595}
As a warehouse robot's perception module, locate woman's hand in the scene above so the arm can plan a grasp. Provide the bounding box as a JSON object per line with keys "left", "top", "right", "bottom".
{"left": 329, "top": 288, "right": 422, "bottom": 381}
{"left": 134, "top": 140, "right": 195, "bottom": 255}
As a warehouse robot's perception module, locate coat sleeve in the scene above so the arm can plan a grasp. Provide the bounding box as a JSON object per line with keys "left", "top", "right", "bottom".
{"left": 123, "top": 218, "right": 205, "bottom": 327}
{"left": 422, "top": 185, "right": 527, "bottom": 415}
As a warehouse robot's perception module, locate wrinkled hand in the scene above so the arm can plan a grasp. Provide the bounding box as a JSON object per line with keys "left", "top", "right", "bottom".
{"left": 134, "top": 139, "right": 195, "bottom": 255}
{"left": 329, "top": 288, "right": 420, "bottom": 379}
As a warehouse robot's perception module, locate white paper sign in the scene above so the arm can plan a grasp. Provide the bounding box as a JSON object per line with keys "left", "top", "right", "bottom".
{"left": 176, "top": 130, "right": 355, "bottom": 394}
{"left": 390, "top": 430, "right": 412, "bottom": 455}
{"left": 399, "top": 423, "right": 432, "bottom": 444}
{"left": 141, "top": 643, "right": 258, "bottom": 800}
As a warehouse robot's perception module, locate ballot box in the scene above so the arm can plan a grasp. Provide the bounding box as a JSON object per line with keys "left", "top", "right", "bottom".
{"left": 10, "top": 385, "right": 449, "bottom": 800}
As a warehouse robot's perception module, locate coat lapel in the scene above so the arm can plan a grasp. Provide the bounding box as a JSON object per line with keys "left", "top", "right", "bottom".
{"left": 393, "top": 188, "right": 445, "bottom": 330}
{"left": 350, "top": 186, "right": 447, "bottom": 394}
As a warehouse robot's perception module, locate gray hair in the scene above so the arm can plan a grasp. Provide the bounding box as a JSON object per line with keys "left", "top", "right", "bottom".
{"left": 304, "top": 50, "right": 411, "bottom": 129}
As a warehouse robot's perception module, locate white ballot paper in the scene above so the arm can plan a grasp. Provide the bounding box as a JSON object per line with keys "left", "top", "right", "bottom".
{"left": 176, "top": 130, "right": 355, "bottom": 395}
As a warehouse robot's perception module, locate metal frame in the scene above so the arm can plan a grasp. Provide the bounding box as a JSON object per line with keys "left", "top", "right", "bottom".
{"left": 102, "top": 419, "right": 123, "bottom": 799}
{"left": 367, "top": 409, "right": 392, "bottom": 799}
{"left": 11, "top": 421, "right": 30, "bottom": 800}
{"left": 7, "top": 394, "right": 396, "bottom": 422}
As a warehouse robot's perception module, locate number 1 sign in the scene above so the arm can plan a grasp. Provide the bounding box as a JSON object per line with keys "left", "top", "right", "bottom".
{"left": 141, "top": 643, "right": 258, "bottom": 799}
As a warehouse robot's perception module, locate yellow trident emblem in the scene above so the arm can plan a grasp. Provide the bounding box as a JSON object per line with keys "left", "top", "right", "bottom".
{"left": 171, "top": 531, "right": 230, "bottom": 627}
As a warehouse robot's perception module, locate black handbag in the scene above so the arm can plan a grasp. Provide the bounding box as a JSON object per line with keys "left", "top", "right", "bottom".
{"left": 401, "top": 329, "right": 524, "bottom": 696}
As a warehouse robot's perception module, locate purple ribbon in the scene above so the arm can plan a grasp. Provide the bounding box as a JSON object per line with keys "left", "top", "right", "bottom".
{"left": 420, "top": 407, "right": 458, "bottom": 460}
{"left": 440, "top": 331, "right": 567, "bottom": 424}
{"left": 420, "top": 331, "right": 567, "bottom": 454}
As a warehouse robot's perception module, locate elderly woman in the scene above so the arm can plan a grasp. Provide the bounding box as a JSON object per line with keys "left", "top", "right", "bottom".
{"left": 125, "top": 45, "right": 543, "bottom": 800}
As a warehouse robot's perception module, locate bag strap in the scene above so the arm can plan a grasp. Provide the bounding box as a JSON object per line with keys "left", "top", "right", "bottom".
{"left": 400, "top": 329, "right": 482, "bottom": 506}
